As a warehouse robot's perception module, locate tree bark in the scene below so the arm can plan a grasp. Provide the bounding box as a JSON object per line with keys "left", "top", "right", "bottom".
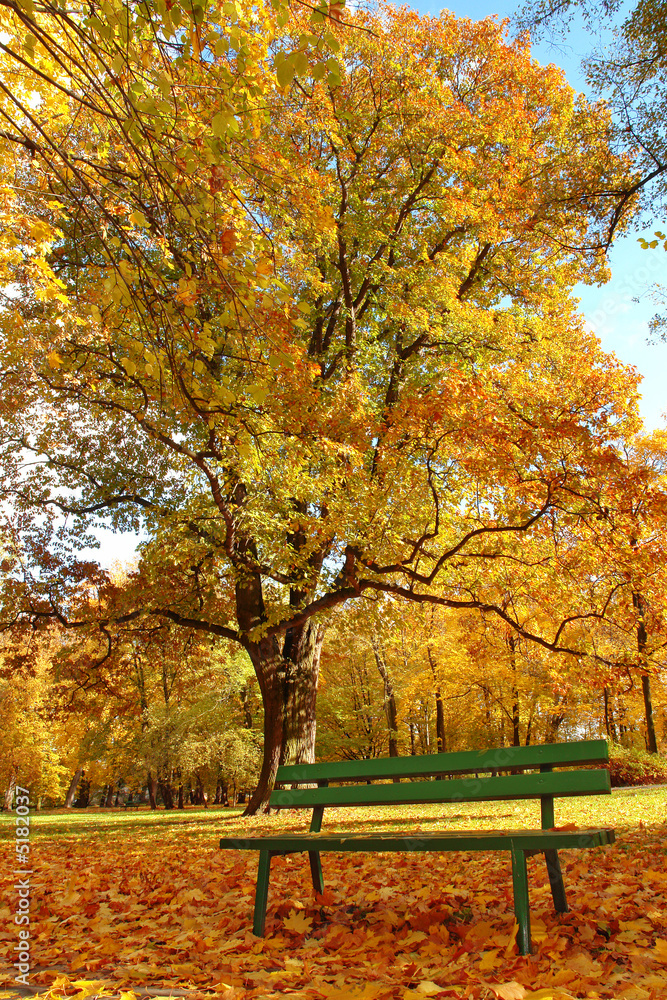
{"left": 147, "top": 772, "right": 158, "bottom": 810}
{"left": 426, "top": 645, "right": 446, "bottom": 753}
{"left": 104, "top": 784, "right": 114, "bottom": 807}
{"left": 508, "top": 635, "right": 521, "bottom": 748}
{"left": 64, "top": 768, "right": 83, "bottom": 808}
{"left": 75, "top": 778, "right": 90, "bottom": 808}
{"left": 642, "top": 674, "right": 658, "bottom": 754}
{"left": 195, "top": 772, "right": 208, "bottom": 807}
{"left": 243, "top": 620, "right": 324, "bottom": 814}
{"left": 158, "top": 779, "right": 174, "bottom": 809}
{"left": 603, "top": 687, "right": 617, "bottom": 741}
{"left": 241, "top": 683, "right": 253, "bottom": 729}
{"left": 634, "top": 591, "right": 658, "bottom": 753}
{"left": 372, "top": 636, "right": 399, "bottom": 757}
{"left": 4, "top": 780, "right": 15, "bottom": 810}
{"left": 546, "top": 693, "right": 567, "bottom": 744}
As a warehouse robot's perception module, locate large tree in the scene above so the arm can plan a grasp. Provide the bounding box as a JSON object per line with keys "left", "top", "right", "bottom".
{"left": 0, "top": 1, "right": 644, "bottom": 810}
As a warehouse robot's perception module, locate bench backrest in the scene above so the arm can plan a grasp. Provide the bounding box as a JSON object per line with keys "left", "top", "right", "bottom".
{"left": 272, "top": 739, "right": 611, "bottom": 829}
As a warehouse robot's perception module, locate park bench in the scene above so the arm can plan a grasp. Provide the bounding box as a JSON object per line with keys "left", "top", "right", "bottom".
{"left": 219, "top": 739, "right": 615, "bottom": 954}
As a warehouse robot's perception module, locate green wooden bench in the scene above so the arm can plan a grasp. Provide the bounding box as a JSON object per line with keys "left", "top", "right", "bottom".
{"left": 219, "top": 739, "right": 615, "bottom": 954}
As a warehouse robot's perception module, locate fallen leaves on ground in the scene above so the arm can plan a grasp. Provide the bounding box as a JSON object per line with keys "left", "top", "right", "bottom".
{"left": 0, "top": 795, "right": 666, "bottom": 1000}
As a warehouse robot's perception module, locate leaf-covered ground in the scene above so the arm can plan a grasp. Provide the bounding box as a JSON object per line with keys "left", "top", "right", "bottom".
{"left": 1, "top": 789, "right": 666, "bottom": 1000}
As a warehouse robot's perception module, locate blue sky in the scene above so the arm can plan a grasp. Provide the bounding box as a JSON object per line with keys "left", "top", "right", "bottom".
{"left": 412, "top": 0, "right": 667, "bottom": 431}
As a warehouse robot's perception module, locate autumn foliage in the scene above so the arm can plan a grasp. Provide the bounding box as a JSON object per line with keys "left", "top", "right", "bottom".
{"left": 0, "top": 0, "right": 658, "bottom": 812}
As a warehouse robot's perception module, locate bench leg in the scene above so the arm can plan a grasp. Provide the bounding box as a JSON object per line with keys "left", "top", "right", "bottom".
{"left": 309, "top": 851, "right": 324, "bottom": 896}
{"left": 544, "top": 849, "right": 568, "bottom": 914}
{"left": 510, "top": 845, "right": 532, "bottom": 955}
{"left": 253, "top": 850, "right": 273, "bottom": 937}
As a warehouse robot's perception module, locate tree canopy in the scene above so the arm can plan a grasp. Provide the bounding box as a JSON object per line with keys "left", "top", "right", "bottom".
{"left": 0, "top": 0, "right": 653, "bottom": 810}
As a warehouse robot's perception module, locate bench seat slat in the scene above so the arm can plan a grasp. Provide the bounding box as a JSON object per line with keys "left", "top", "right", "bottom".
{"left": 276, "top": 739, "right": 609, "bottom": 785}
{"left": 220, "top": 828, "right": 616, "bottom": 853}
{"left": 270, "top": 767, "right": 610, "bottom": 809}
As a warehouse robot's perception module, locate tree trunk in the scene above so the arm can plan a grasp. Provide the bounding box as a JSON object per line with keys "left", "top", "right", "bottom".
{"left": 426, "top": 645, "right": 447, "bottom": 753}
{"left": 75, "top": 778, "right": 90, "bottom": 808}
{"left": 603, "top": 687, "right": 617, "bottom": 741}
{"left": 508, "top": 635, "right": 521, "bottom": 748}
{"left": 546, "top": 693, "right": 567, "bottom": 744}
{"left": 105, "top": 784, "right": 114, "bottom": 807}
{"left": 372, "top": 636, "right": 399, "bottom": 757}
{"left": 642, "top": 674, "right": 658, "bottom": 754}
{"left": 158, "top": 779, "right": 174, "bottom": 809}
{"left": 241, "top": 683, "right": 253, "bottom": 729}
{"left": 634, "top": 591, "right": 658, "bottom": 754}
{"left": 178, "top": 784, "right": 184, "bottom": 809}
{"left": 4, "top": 780, "right": 15, "bottom": 810}
{"left": 147, "top": 772, "right": 158, "bottom": 810}
{"left": 64, "top": 768, "right": 84, "bottom": 808}
{"left": 195, "top": 773, "right": 208, "bottom": 808}
{"left": 243, "top": 621, "right": 324, "bottom": 815}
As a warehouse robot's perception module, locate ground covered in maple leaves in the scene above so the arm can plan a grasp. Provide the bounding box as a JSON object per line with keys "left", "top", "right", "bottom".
{"left": 1, "top": 789, "right": 666, "bottom": 1000}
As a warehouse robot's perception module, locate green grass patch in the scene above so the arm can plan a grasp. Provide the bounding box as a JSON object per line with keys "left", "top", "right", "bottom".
{"left": 1, "top": 782, "right": 664, "bottom": 846}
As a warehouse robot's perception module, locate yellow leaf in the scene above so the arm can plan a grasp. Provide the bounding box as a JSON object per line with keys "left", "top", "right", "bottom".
{"left": 283, "top": 910, "right": 312, "bottom": 934}
{"left": 653, "top": 937, "right": 667, "bottom": 960}
{"left": 478, "top": 949, "right": 501, "bottom": 971}
{"left": 530, "top": 917, "right": 548, "bottom": 942}
{"left": 524, "top": 991, "right": 578, "bottom": 999}
{"left": 71, "top": 981, "right": 113, "bottom": 998}
{"left": 416, "top": 983, "right": 446, "bottom": 995}
{"left": 171, "top": 963, "right": 198, "bottom": 975}
{"left": 489, "top": 984, "right": 526, "bottom": 1000}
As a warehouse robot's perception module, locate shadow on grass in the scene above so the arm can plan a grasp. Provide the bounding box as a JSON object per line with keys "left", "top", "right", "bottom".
{"left": 0, "top": 806, "right": 520, "bottom": 843}
{"left": 0, "top": 806, "right": 246, "bottom": 841}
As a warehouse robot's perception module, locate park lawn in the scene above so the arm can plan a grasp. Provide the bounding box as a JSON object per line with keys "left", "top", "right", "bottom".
{"left": 1, "top": 788, "right": 666, "bottom": 1000}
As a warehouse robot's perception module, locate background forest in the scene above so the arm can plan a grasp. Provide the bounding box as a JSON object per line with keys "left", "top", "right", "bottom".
{"left": 1, "top": 0, "right": 667, "bottom": 814}
{"left": 3, "top": 583, "right": 667, "bottom": 811}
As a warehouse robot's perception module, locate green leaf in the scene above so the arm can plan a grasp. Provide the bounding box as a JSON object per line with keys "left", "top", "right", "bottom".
{"left": 276, "top": 57, "right": 295, "bottom": 89}
{"left": 293, "top": 50, "right": 309, "bottom": 77}
{"left": 247, "top": 384, "right": 267, "bottom": 404}
{"left": 212, "top": 112, "right": 230, "bottom": 137}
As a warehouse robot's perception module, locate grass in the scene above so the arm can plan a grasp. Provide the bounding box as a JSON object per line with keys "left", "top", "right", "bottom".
{"left": 1, "top": 783, "right": 664, "bottom": 843}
